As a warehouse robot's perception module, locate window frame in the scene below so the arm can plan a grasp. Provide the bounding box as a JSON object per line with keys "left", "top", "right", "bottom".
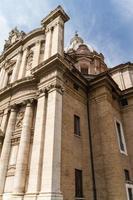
{"left": 126, "top": 184, "right": 133, "bottom": 200}
{"left": 75, "top": 168, "right": 83, "bottom": 198}
{"left": 74, "top": 115, "right": 80, "bottom": 136}
{"left": 115, "top": 119, "right": 127, "bottom": 155}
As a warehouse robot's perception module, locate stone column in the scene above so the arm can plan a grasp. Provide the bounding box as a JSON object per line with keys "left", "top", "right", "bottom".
{"left": 32, "top": 41, "right": 41, "bottom": 68}
{"left": 18, "top": 48, "right": 28, "bottom": 80}
{"left": 0, "top": 106, "right": 17, "bottom": 198}
{"left": 25, "top": 90, "right": 47, "bottom": 199}
{"left": 12, "top": 100, "right": 33, "bottom": 200}
{"left": 38, "top": 84, "right": 63, "bottom": 200}
{"left": 11, "top": 51, "right": 22, "bottom": 83}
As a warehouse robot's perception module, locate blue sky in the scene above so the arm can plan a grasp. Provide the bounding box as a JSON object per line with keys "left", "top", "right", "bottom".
{"left": 0, "top": 0, "right": 133, "bottom": 67}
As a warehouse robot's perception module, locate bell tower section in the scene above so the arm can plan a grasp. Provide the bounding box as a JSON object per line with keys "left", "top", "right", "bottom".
{"left": 41, "top": 6, "right": 69, "bottom": 60}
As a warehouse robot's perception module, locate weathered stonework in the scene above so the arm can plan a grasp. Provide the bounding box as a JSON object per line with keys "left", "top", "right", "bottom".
{"left": 0, "top": 5, "right": 133, "bottom": 200}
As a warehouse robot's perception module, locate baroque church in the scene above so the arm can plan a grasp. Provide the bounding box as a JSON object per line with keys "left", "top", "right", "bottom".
{"left": 0, "top": 5, "right": 133, "bottom": 200}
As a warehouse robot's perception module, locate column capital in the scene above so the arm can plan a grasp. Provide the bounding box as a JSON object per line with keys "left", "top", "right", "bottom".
{"left": 9, "top": 104, "right": 18, "bottom": 112}
{"left": 47, "top": 83, "right": 64, "bottom": 94}
{"left": 22, "top": 98, "right": 35, "bottom": 106}
{"left": 36, "top": 88, "right": 48, "bottom": 98}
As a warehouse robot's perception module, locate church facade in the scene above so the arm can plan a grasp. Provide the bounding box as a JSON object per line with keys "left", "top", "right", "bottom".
{"left": 0, "top": 6, "right": 133, "bottom": 200}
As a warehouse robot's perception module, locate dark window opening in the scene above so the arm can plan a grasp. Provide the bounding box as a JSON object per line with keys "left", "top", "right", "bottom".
{"left": 74, "top": 115, "right": 80, "bottom": 136}
{"left": 75, "top": 169, "right": 83, "bottom": 198}
{"left": 124, "top": 169, "right": 130, "bottom": 181}
{"left": 120, "top": 98, "right": 128, "bottom": 106}
{"left": 116, "top": 121, "right": 125, "bottom": 152}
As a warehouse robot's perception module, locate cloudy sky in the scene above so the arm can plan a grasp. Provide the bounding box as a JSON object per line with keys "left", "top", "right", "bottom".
{"left": 0, "top": 0, "right": 133, "bottom": 67}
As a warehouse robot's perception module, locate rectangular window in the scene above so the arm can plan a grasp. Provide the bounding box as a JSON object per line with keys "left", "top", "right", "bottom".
{"left": 81, "top": 67, "right": 88, "bottom": 75}
{"left": 74, "top": 115, "right": 80, "bottom": 136}
{"left": 75, "top": 169, "right": 83, "bottom": 198}
{"left": 126, "top": 184, "right": 133, "bottom": 200}
{"left": 115, "top": 120, "right": 127, "bottom": 154}
{"left": 124, "top": 169, "right": 130, "bottom": 181}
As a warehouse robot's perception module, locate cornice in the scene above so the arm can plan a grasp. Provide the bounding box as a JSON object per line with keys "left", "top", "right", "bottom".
{"left": 109, "top": 62, "right": 133, "bottom": 74}
{"left": 32, "top": 53, "right": 88, "bottom": 92}
{"left": 0, "top": 76, "right": 37, "bottom": 98}
{"left": 41, "top": 5, "right": 70, "bottom": 26}
{"left": 88, "top": 72, "right": 122, "bottom": 97}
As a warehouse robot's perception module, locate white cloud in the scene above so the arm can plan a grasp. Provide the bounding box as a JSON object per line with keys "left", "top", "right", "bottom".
{"left": 0, "top": 15, "right": 10, "bottom": 53}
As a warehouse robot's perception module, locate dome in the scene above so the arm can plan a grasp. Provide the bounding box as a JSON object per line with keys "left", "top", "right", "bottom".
{"left": 69, "top": 32, "right": 84, "bottom": 50}
{"left": 67, "top": 33, "right": 94, "bottom": 53}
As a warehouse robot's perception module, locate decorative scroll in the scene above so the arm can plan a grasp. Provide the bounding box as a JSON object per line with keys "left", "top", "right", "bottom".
{"left": 4, "top": 27, "right": 26, "bottom": 51}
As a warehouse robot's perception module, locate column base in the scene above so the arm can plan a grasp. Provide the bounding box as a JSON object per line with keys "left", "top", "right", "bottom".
{"left": 38, "top": 193, "right": 63, "bottom": 200}
{"left": 11, "top": 193, "right": 24, "bottom": 200}
{"left": 24, "top": 193, "right": 38, "bottom": 200}
{"left": 2, "top": 193, "right": 12, "bottom": 200}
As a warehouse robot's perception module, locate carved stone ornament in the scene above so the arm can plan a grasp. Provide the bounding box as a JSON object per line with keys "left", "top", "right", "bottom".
{"left": 3, "top": 27, "right": 26, "bottom": 51}
{"left": 15, "top": 110, "right": 24, "bottom": 129}
{"left": 26, "top": 50, "right": 34, "bottom": 70}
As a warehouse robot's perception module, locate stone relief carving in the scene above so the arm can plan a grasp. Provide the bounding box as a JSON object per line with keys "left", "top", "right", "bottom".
{"left": 4, "top": 27, "right": 26, "bottom": 51}
{"left": 26, "top": 50, "right": 34, "bottom": 70}
{"left": 15, "top": 110, "right": 24, "bottom": 129}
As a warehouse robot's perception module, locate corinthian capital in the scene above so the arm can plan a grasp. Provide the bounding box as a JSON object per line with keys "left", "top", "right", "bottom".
{"left": 47, "top": 83, "right": 64, "bottom": 94}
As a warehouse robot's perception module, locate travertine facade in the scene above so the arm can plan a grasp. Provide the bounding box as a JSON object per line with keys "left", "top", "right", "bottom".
{"left": 0, "top": 5, "right": 133, "bottom": 200}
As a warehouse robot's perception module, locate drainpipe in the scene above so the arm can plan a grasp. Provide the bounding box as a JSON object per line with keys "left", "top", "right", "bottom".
{"left": 87, "top": 93, "right": 97, "bottom": 200}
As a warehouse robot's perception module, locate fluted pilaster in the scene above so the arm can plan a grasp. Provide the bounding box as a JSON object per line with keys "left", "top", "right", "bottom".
{"left": 38, "top": 83, "right": 64, "bottom": 200}
{"left": 25, "top": 89, "right": 47, "bottom": 199}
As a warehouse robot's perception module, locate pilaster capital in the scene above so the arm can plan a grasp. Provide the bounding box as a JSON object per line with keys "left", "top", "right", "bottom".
{"left": 10, "top": 104, "right": 18, "bottom": 112}
{"left": 45, "top": 27, "right": 50, "bottom": 33}
{"left": 36, "top": 88, "right": 48, "bottom": 98}
{"left": 22, "top": 98, "right": 35, "bottom": 107}
{"left": 23, "top": 46, "right": 29, "bottom": 52}
{"left": 47, "top": 83, "right": 64, "bottom": 94}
